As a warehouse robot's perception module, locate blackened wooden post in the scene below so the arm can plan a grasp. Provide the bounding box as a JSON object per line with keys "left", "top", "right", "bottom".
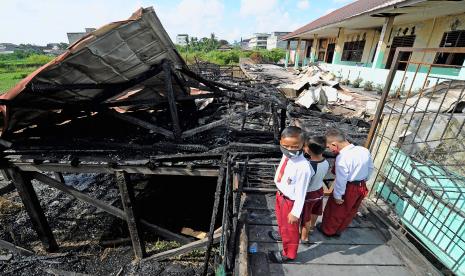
{"left": 162, "top": 61, "right": 182, "bottom": 140}
{"left": 8, "top": 168, "right": 58, "bottom": 252}
{"left": 280, "top": 108, "right": 286, "bottom": 133}
{"left": 115, "top": 170, "right": 146, "bottom": 260}
{"left": 272, "top": 105, "right": 280, "bottom": 145}
{"left": 54, "top": 172, "right": 65, "bottom": 183}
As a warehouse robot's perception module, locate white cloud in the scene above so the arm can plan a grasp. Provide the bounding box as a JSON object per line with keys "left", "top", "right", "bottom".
{"left": 240, "top": 0, "right": 278, "bottom": 16}
{"left": 239, "top": 0, "right": 304, "bottom": 38}
{"left": 297, "top": 0, "right": 310, "bottom": 10}
{"left": 156, "top": 0, "right": 226, "bottom": 41}
{"left": 0, "top": 0, "right": 146, "bottom": 45}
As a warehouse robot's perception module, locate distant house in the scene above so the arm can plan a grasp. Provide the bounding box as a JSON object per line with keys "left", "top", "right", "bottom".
{"left": 218, "top": 44, "right": 233, "bottom": 51}
{"left": 0, "top": 43, "right": 18, "bottom": 54}
{"left": 67, "top": 28, "right": 96, "bottom": 45}
{"left": 176, "top": 34, "right": 189, "bottom": 46}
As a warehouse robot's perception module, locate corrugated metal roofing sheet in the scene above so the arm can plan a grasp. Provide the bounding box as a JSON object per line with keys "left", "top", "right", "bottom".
{"left": 0, "top": 7, "right": 187, "bottom": 134}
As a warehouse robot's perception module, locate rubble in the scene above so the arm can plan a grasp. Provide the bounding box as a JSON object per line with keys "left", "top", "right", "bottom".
{"left": 0, "top": 6, "right": 374, "bottom": 276}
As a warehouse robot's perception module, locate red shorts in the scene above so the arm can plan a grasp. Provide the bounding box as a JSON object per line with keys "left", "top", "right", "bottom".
{"left": 301, "top": 187, "right": 324, "bottom": 224}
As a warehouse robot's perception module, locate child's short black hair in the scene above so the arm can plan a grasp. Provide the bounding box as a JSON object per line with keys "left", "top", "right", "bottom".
{"left": 281, "top": 126, "right": 303, "bottom": 140}
{"left": 305, "top": 135, "right": 326, "bottom": 155}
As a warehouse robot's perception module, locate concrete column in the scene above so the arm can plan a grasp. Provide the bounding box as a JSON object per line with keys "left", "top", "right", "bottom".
{"left": 302, "top": 40, "right": 309, "bottom": 66}
{"left": 459, "top": 58, "right": 465, "bottom": 79}
{"left": 310, "top": 35, "right": 318, "bottom": 62}
{"left": 372, "top": 16, "right": 395, "bottom": 69}
{"left": 332, "top": 28, "right": 345, "bottom": 64}
{"left": 294, "top": 38, "right": 302, "bottom": 68}
{"left": 285, "top": 40, "right": 291, "bottom": 68}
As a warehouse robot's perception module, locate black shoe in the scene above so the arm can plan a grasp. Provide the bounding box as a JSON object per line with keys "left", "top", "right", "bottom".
{"left": 316, "top": 223, "right": 341, "bottom": 238}
{"left": 268, "top": 251, "right": 291, "bottom": 263}
{"left": 268, "top": 230, "right": 282, "bottom": 241}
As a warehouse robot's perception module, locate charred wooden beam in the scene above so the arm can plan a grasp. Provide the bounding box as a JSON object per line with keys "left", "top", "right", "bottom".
{"left": 0, "top": 94, "right": 214, "bottom": 111}
{"left": 163, "top": 62, "right": 182, "bottom": 140}
{"left": 150, "top": 152, "right": 222, "bottom": 162}
{"left": 31, "top": 171, "right": 126, "bottom": 218}
{"left": 54, "top": 172, "right": 65, "bottom": 183}
{"left": 14, "top": 162, "right": 219, "bottom": 176}
{"left": 181, "top": 106, "right": 264, "bottom": 139}
{"left": 8, "top": 168, "right": 58, "bottom": 252}
{"left": 203, "top": 157, "right": 226, "bottom": 275}
{"left": 143, "top": 232, "right": 221, "bottom": 262}
{"left": 0, "top": 239, "right": 34, "bottom": 256}
{"left": 280, "top": 109, "right": 286, "bottom": 133}
{"left": 115, "top": 170, "right": 146, "bottom": 260}
{"left": 108, "top": 111, "right": 174, "bottom": 139}
{"left": 30, "top": 172, "right": 190, "bottom": 244}
{"left": 140, "top": 220, "right": 191, "bottom": 245}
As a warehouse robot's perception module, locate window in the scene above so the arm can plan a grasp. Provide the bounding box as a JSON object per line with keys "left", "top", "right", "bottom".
{"left": 341, "top": 40, "right": 365, "bottom": 62}
{"left": 385, "top": 35, "right": 416, "bottom": 70}
{"left": 434, "top": 30, "right": 465, "bottom": 66}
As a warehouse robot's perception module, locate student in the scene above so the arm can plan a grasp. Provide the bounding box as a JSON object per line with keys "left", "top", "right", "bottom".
{"left": 269, "top": 126, "right": 312, "bottom": 263}
{"left": 318, "top": 128, "right": 374, "bottom": 237}
{"left": 301, "top": 135, "right": 329, "bottom": 242}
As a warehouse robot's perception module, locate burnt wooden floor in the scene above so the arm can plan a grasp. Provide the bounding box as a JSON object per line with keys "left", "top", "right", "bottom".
{"left": 243, "top": 193, "right": 415, "bottom": 276}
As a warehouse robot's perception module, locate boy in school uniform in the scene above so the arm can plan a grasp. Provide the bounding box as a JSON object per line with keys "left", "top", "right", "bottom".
{"left": 301, "top": 135, "right": 330, "bottom": 242}
{"left": 269, "top": 126, "right": 313, "bottom": 263}
{"left": 318, "top": 128, "right": 374, "bottom": 237}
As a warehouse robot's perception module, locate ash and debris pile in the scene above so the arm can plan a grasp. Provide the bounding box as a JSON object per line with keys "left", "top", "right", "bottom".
{"left": 0, "top": 6, "right": 374, "bottom": 276}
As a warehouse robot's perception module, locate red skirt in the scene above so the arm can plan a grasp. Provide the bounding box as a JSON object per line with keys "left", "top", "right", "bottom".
{"left": 301, "top": 187, "right": 324, "bottom": 224}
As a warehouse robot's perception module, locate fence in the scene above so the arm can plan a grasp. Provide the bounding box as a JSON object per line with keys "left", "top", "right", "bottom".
{"left": 366, "top": 47, "right": 465, "bottom": 275}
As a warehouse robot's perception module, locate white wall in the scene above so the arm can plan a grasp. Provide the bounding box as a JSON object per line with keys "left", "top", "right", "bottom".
{"left": 325, "top": 63, "right": 465, "bottom": 93}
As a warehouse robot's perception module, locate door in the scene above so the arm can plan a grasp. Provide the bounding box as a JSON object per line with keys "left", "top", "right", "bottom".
{"left": 325, "top": 43, "right": 335, "bottom": 63}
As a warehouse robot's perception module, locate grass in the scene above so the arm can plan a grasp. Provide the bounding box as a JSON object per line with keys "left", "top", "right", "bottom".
{"left": 0, "top": 66, "right": 38, "bottom": 93}
{"left": 0, "top": 53, "right": 53, "bottom": 94}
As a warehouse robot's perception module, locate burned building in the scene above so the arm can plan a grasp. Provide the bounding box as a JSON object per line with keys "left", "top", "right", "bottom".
{"left": 0, "top": 5, "right": 460, "bottom": 276}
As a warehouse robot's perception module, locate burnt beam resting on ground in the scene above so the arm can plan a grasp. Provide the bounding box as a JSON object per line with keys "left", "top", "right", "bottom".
{"left": 107, "top": 111, "right": 174, "bottom": 139}
{"left": 30, "top": 172, "right": 190, "bottom": 244}
{"left": 13, "top": 162, "right": 219, "bottom": 177}
{"left": 139, "top": 220, "right": 191, "bottom": 244}
{"left": 31, "top": 172, "right": 126, "bottom": 219}
{"left": 163, "top": 62, "right": 182, "bottom": 140}
{"left": 0, "top": 239, "right": 34, "bottom": 256}
{"left": 53, "top": 172, "right": 65, "bottom": 183}
{"left": 0, "top": 94, "right": 214, "bottom": 112}
{"left": 144, "top": 232, "right": 221, "bottom": 262}
{"left": 115, "top": 170, "right": 146, "bottom": 260}
{"left": 8, "top": 168, "right": 58, "bottom": 252}
{"left": 181, "top": 106, "right": 265, "bottom": 139}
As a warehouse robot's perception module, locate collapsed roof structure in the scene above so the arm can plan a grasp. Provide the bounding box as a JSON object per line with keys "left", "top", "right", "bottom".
{"left": 0, "top": 6, "right": 375, "bottom": 275}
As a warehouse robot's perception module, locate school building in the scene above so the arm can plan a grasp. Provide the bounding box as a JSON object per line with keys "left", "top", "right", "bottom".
{"left": 282, "top": 0, "right": 465, "bottom": 89}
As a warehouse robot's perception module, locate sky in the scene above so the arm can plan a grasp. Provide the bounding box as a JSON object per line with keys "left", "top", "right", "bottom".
{"left": 0, "top": 0, "right": 353, "bottom": 45}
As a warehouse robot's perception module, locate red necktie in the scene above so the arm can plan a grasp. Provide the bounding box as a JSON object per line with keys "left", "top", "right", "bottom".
{"left": 277, "top": 157, "right": 289, "bottom": 183}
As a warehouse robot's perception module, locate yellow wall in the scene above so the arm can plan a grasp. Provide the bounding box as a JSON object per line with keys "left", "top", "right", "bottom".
{"left": 382, "top": 12, "right": 465, "bottom": 67}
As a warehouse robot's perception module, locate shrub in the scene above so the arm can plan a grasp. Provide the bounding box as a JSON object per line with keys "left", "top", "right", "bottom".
{"left": 340, "top": 79, "right": 350, "bottom": 85}
{"left": 363, "top": 81, "right": 374, "bottom": 91}
{"left": 375, "top": 84, "right": 384, "bottom": 94}
{"left": 352, "top": 77, "right": 363, "bottom": 88}
{"left": 249, "top": 52, "right": 263, "bottom": 63}
{"left": 25, "top": 54, "right": 53, "bottom": 65}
